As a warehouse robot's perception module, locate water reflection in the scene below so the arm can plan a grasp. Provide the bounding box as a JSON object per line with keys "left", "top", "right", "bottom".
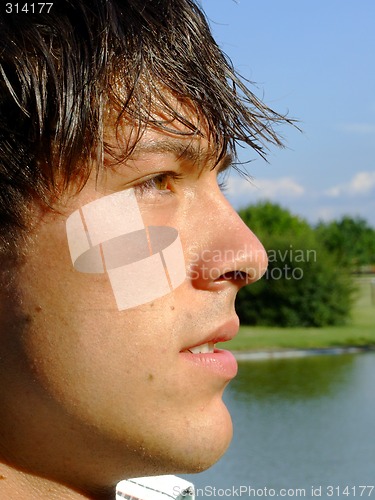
{"left": 232, "top": 354, "right": 355, "bottom": 401}
{"left": 183, "top": 353, "right": 375, "bottom": 498}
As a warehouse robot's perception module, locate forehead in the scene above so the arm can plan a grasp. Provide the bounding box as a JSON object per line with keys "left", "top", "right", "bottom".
{"left": 103, "top": 128, "right": 233, "bottom": 182}
{"left": 102, "top": 88, "right": 227, "bottom": 169}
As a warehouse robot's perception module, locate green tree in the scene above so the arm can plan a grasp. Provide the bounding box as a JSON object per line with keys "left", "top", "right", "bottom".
{"left": 238, "top": 200, "right": 311, "bottom": 237}
{"left": 236, "top": 202, "right": 355, "bottom": 327}
{"left": 315, "top": 216, "right": 375, "bottom": 268}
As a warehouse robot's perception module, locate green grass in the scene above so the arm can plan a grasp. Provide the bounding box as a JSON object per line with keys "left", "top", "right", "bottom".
{"left": 223, "top": 276, "right": 375, "bottom": 352}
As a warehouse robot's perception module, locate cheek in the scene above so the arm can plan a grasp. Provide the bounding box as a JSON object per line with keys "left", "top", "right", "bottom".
{"left": 18, "top": 204, "right": 184, "bottom": 414}
{"left": 16, "top": 262, "right": 234, "bottom": 474}
{"left": 66, "top": 189, "right": 186, "bottom": 312}
{"left": 19, "top": 306, "right": 146, "bottom": 436}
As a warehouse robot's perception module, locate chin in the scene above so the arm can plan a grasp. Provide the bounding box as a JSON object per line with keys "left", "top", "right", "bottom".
{"left": 168, "top": 402, "right": 234, "bottom": 475}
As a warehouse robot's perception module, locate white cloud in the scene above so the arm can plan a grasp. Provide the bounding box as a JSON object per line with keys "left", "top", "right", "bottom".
{"left": 226, "top": 176, "right": 305, "bottom": 199}
{"left": 256, "top": 177, "right": 305, "bottom": 197}
{"left": 325, "top": 171, "right": 375, "bottom": 197}
{"left": 337, "top": 123, "right": 375, "bottom": 135}
{"left": 223, "top": 172, "right": 375, "bottom": 227}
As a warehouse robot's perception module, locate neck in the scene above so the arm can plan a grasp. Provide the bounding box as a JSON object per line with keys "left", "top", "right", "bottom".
{"left": 0, "top": 462, "right": 114, "bottom": 500}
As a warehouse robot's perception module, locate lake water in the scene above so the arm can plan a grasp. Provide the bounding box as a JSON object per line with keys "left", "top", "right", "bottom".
{"left": 182, "top": 352, "right": 375, "bottom": 499}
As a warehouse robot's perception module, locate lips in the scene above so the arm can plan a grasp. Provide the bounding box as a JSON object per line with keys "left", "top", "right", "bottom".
{"left": 179, "top": 318, "right": 239, "bottom": 379}
{"left": 181, "top": 317, "right": 239, "bottom": 354}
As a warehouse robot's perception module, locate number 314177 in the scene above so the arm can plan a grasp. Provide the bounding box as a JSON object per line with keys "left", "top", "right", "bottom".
{"left": 5, "top": 3, "right": 53, "bottom": 13}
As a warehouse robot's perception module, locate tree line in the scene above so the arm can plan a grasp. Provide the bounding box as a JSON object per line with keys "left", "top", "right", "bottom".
{"left": 235, "top": 202, "right": 375, "bottom": 327}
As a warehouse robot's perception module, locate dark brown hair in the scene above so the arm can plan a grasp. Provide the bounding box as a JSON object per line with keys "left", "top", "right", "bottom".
{"left": 0, "top": 0, "right": 290, "bottom": 253}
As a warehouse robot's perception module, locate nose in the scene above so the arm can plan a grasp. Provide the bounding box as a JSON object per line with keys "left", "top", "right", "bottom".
{"left": 188, "top": 188, "right": 268, "bottom": 292}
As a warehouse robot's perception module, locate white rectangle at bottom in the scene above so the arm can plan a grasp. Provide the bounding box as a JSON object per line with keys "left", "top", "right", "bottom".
{"left": 116, "top": 475, "right": 195, "bottom": 500}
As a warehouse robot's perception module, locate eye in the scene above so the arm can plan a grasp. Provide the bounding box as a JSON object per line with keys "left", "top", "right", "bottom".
{"left": 149, "top": 174, "right": 171, "bottom": 191}
{"left": 134, "top": 172, "right": 182, "bottom": 197}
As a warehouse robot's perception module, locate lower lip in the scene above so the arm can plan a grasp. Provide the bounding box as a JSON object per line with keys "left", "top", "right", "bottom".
{"left": 179, "top": 348, "right": 238, "bottom": 379}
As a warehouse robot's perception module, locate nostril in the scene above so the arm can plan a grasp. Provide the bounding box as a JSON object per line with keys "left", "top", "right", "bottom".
{"left": 220, "top": 265, "right": 266, "bottom": 284}
{"left": 219, "top": 271, "right": 250, "bottom": 282}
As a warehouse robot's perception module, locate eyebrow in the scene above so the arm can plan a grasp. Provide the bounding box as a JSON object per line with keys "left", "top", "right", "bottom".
{"left": 132, "top": 139, "right": 233, "bottom": 174}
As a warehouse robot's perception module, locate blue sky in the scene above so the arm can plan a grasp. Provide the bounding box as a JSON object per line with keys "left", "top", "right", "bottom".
{"left": 201, "top": 0, "right": 375, "bottom": 227}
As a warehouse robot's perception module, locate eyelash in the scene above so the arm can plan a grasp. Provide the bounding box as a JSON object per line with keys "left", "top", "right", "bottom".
{"left": 134, "top": 170, "right": 229, "bottom": 196}
{"left": 134, "top": 172, "right": 183, "bottom": 197}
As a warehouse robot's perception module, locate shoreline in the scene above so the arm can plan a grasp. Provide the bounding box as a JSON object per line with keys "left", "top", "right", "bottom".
{"left": 231, "top": 345, "right": 375, "bottom": 361}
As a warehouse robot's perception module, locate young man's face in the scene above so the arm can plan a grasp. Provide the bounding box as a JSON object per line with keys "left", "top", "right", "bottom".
{"left": 1, "top": 113, "right": 267, "bottom": 490}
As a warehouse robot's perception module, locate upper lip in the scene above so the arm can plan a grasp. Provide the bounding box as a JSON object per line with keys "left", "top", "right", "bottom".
{"left": 180, "top": 316, "right": 240, "bottom": 352}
